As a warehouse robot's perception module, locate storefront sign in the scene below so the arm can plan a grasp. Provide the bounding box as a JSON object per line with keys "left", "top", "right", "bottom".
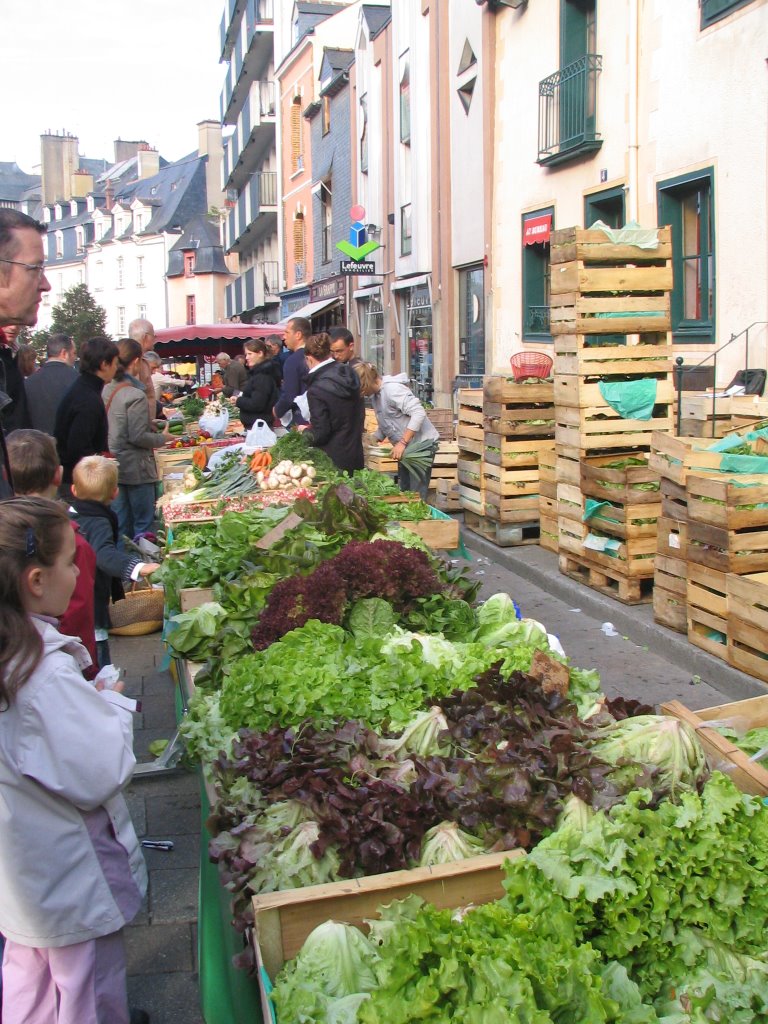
{"left": 340, "top": 260, "right": 376, "bottom": 275}
{"left": 523, "top": 213, "right": 552, "bottom": 245}
{"left": 309, "top": 276, "right": 346, "bottom": 302}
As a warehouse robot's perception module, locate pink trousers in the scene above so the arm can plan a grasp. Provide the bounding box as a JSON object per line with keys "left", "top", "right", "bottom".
{"left": 1, "top": 930, "right": 129, "bottom": 1024}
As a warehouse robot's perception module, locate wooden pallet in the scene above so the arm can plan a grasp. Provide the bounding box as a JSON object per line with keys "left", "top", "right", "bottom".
{"left": 558, "top": 552, "right": 654, "bottom": 604}
{"left": 463, "top": 509, "right": 540, "bottom": 547}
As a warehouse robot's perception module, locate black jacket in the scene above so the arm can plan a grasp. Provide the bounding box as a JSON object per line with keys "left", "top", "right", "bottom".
{"left": 274, "top": 347, "right": 309, "bottom": 423}
{"left": 54, "top": 373, "right": 109, "bottom": 486}
{"left": 68, "top": 498, "right": 141, "bottom": 630}
{"left": 0, "top": 345, "right": 31, "bottom": 434}
{"left": 306, "top": 360, "right": 365, "bottom": 473}
{"left": 235, "top": 359, "right": 280, "bottom": 429}
{"left": 25, "top": 359, "right": 79, "bottom": 435}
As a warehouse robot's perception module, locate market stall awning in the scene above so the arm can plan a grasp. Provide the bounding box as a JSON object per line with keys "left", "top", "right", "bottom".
{"left": 153, "top": 323, "right": 283, "bottom": 358}
{"left": 523, "top": 214, "right": 552, "bottom": 245}
{"left": 280, "top": 296, "right": 339, "bottom": 323}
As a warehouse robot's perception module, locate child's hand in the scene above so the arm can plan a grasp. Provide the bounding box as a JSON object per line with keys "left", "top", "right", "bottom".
{"left": 139, "top": 563, "right": 161, "bottom": 576}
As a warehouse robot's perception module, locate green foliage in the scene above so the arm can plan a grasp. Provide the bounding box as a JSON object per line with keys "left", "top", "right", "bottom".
{"left": 50, "top": 283, "right": 109, "bottom": 349}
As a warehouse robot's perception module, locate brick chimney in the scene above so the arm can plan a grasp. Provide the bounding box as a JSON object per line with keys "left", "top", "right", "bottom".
{"left": 114, "top": 138, "right": 147, "bottom": 164}
{"left": 71, "top": 169, "right": 94, "bottom": 198}
{"left": 104, "top": 179, "right": 114, "bottom": 211}
{"left": 137, "top": 145, "right": 160, "bottom": 180}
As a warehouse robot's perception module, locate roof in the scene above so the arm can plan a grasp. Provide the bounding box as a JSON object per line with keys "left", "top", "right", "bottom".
{"left": 322, "top": 47, "right": 354, "bottom": 73}
{"left": 0, "top": 162, "right": 41, "bottom": 202}
{"left": 319, "top": 47, "right": 354, "bottom": 97}
{"left": 167, "top": 214, "right": 230, "bottom": 276}
{"left": 293, "top": 1, "right": 347, "bottom": 45}
{"left": 361, "top": 4, "right": 391, "bottom": 38}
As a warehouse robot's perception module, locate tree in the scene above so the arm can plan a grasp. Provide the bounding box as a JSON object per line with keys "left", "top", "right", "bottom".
{"left": 50, "top": 284, "right": 110, "bottom": 351}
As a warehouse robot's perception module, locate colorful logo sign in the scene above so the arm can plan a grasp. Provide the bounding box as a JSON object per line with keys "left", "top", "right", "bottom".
{"left": 336, "top": 204, "right": 380, "bottom": 261}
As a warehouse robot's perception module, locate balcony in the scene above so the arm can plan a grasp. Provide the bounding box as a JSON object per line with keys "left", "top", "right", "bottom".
{"left": 225, "top": 171, "right": 278, "bottom": 254}
{"left": 263, "top": 260, "right": 278, "bottom": 296}
{"left": 537, "top": 54, "right": 603, "bottom": 167}
{"left": 220, "top": 0, "right": 273, "bottom": 62}
{"left": 224, "top": 80, "right": 276, "bottom": 190}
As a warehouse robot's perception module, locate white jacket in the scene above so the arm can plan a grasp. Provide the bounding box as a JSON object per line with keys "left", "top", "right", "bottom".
{"left": 0, "top": 618, "right": 147, "bottom": 947}
{"left": 371, "top": 373, "right": 439, "bottom": 446}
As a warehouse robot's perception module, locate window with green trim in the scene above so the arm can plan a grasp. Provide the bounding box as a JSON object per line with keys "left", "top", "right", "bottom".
{"left": 584, "top": 185, "right": 625, "bottom": 229}
{"left": 700, "top": 0, "right": 755, "bottom": 29}
{"left": 657, "top": 168, "right": 715, "bottom": 344}
{"left": 522, "top": 208, "right": 553, "bottom": 342}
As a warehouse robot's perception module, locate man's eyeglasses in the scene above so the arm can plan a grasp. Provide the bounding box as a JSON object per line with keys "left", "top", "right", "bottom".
{"left": 0, "top": 258, "right": 47, "bottom": 278}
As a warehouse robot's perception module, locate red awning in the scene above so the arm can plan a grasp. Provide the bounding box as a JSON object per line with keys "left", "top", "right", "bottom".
{"left": 153, "top": 323, "right": 284, "bottom": 358}
{"left": 523, "top": 214, "right": 552, "bottom": 246}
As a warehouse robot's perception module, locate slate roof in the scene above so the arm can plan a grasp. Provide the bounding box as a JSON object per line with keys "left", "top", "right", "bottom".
{"left": 167, "top": 214, "right": 230, "bottom": 276}
{"left": 0, "top": 162, "right": 41, "bottom": 203}
{"left": 361, "top": 4, "right": 391, "bottom": 39}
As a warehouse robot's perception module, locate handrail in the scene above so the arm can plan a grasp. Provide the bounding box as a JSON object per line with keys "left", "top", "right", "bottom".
{"left": 674, "top": 321, "right": 768, "bottom": 435}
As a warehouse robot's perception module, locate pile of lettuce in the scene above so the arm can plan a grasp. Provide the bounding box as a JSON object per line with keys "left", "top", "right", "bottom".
{"left": 270, "top": 773, "right": 768, "bottom": 1024}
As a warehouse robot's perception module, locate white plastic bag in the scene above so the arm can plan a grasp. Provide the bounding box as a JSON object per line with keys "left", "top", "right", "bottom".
{"left": 198, "top": 408, "right": 229, "bottom": 439}
{"left": 245, "top": 418, "right": 277, "bottom": 448}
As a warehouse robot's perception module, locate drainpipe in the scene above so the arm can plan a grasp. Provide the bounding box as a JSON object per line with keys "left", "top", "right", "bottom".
{"left": 627, "top": 0, "right": 639, "bottom": 222}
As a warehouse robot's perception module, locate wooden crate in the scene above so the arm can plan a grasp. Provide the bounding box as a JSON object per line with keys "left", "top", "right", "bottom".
{"left": 484, "top": 435, "right": 555, "bottom": 468}
{"left": 558, "top": 514, "right": 589, "bottom": 555}
{"left": 729, "top": 395, "right": 768, "bottom": 430}
{"left": 457, "top": 453, "right": 485, "bottom": 515}
{"left": 579, "top": 534, "right": 658, "bottom": 578}
{"left": 558, "top": 551, "right": 654, "bottom": 604}
{"left": 555, "top": 453, "right": 581, "bottom": 485}
{"left": 456, "top": 422, "right": 484, "bottom": 457}
{"left": 538, "top": 446, "right": 557, "bottom": 484}
{"left": 687, "top": 519, "right": 768, "bottom": 574}
{"left": 483, "top": 404, "right": 556, "bottom": 438}
{"left": 679, "top": 417, "right": 732, "bottom": 439}
{"left": 463, "top": 509, "right": 540, "bottom": 547}
{"left": 554, "top": 375, "right": 674, "bottom": 411}
{"left": 653, "top": 554, "right": 687, "bottom": 617}
{"left": 660, "top": 477, "right": 688, "bottom": 521}
{"left": 398, "top": 516, "right": 459, "bottom": 550}
{"left": 556, "top": 481, "right": 584, "bottom": 522}
{"left": 431, "top": 478, "right": 461, "bottom": 513}
{"left": 365, "top": 448, "right": 398, "bottom": 473}
{"left": 539, "top": 494, "right": 558, "bottom": 518}
{"left": 556, "top": 405, "right": 673, "bottom": 452}
{"left": 252, "top": 850, "right": 523, "bottom": 1007}
{"left": 550, "top": 225, "right": 673, "bottom": 263}
{"left": 178, "top": 586, "right": 215, "bottom": 613}
{"left": 687, "top": 563, "right": 728, "bottom": 618}
{"left": 661, "top": 696, "right": 768, "bottom": 796}
{"left": 687, "top": 604, "right": 729, "bottom": 662}
{"left": 539, "top": 513, "right": 559, "bottom": 552}
{"left": 580, "top": 453, "right": 660, "bottom": 504}
{"left": 550, "top": 295, "right": 671, "bottom": 336}
{"left": 649, "top": 432, "right": 721, "bottom": 485}
{"left": 657, "top": 515, "right": 687, "bottom": 558}
{"left": 550, "top": 260, "right": 673, "bottom": 298}
{"left": 726, "top": 572, "right": 768, "bottom": 683}
{"left": 426, "top": 407, "right": 455, "bottom": 441}
{"left": 583, "top": 499, "right": 661, "bottom": 540}
{"left": 483, "top": 464, "right": 540, "bottom": 523}
{"left": 686, "top": 473, "right": 768, "bottom": 531}
{"left": 482, "top": 378, "right": 554, "bottom": 405}
{"left": 553, "top": 335, "right": 673, "bottom": 375}
{"left": 154, "top": 446, "right": 195, "bottom": 475}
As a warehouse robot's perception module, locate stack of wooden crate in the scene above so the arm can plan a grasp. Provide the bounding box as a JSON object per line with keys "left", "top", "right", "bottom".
{"left": 457, "top": 379, "right": 555, "bottom": 546}
{"left": 549, "top": 225, "right": 674, "bottom": 602}
{"left": 538, "top": 447, "right": 558, "bottom": 551}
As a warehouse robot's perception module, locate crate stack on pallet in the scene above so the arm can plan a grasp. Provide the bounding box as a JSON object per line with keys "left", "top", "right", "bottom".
{"left": 457, "top": 379, "right": 555, "bottom": 546}
{"left": 649, "top": 433, "right": 696, "bottom": 635}
{"left": 549, "top": 225, "right": 674, "bottom": 602}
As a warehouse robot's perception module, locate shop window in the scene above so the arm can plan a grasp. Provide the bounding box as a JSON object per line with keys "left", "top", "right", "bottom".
{"left": 522, "top": 208, "right": 554, "bottom": 342}
{"left": 405, "top": 284, "right": 432, "bottom": 402}
{"left": 360, "top": 293, "right": 385, "bottom": 372}
{"left": 657, "top": 168, "right": 715, "bottom": 344}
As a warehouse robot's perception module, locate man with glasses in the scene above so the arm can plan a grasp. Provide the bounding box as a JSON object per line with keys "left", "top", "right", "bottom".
{"left": 328, "top": 326, "right": 361, "bottom": 367}
{"left": 0, "top": 210, "right": 51, "bottom": 494}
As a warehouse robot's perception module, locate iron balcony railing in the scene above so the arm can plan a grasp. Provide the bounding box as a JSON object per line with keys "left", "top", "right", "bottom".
{"left": 254, "top": 171, "right": 277, "bottom": 210}
{"left": 525, "top": 305, "right": 551, "bottom": 335}
{"left": 538, "top": 54, "right": 603, "bottom": 165}
{"left": 259, "top": 80, "right": 276, "bottom": 118}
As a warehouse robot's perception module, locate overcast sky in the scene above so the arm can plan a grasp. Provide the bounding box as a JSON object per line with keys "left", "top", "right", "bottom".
{"left": 1, "top": 0, "right": 227, "bottom": 172}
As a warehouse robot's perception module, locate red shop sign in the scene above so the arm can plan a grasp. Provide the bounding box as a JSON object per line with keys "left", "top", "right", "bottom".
{"left": 523, "top": 214, "right": 552, "bottom": 245}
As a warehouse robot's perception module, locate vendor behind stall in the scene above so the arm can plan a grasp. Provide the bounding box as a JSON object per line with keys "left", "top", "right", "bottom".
{"left": 213, "top": 352, "right": 248, "bottom": 398}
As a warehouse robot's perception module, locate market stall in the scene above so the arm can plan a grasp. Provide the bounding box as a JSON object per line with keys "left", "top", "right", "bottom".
{"left": 151, "top": 412, "right": 768, "bottom": 1024}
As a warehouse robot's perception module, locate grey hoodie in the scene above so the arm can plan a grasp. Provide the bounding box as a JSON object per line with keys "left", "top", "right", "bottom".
{"left": 372, "top": 373, "right": 439, "bottom": 445}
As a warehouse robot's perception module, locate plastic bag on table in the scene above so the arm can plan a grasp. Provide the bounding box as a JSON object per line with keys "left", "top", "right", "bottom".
{"left": 245, "top": 418, "right": 277, "bottom": 448}
{"left": 198, "top": 408, "right": 229, "bottom": 439}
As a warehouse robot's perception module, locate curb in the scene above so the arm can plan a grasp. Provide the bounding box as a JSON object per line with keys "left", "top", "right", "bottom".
{"left": 463, "top": 531, "right": 768, "bottom": 704}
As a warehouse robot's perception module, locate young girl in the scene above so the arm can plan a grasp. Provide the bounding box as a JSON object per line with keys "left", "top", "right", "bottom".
{"left": 0, "top": 497, "right": 147, "bottom": 1024}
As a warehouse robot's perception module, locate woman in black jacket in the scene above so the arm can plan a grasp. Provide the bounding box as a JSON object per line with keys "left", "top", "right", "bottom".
{"left": 302, "top": 332, "right": 364, "bottom": 473}
{"left": 53, "top": 336, "right": 119, "bottom": 491}
{"left": 235, "top": 340, "right": 280, "bottom": 429}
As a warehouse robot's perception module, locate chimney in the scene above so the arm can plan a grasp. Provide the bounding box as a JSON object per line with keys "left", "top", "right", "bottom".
{"left": 71, "top": 169, "right": 94, "bottom": 198}
{"left": 137, "top": 145, "right": 160, "bottom": 180}
{"left": 40, "top": 130, "right": 80, "bottom": 205}
{"left": 197, "top": 119, "right": 225, "bottom": 211}
{"left": 105, "top": 179, "right": 114, "bottom": 211}
{"left": 113, "top": 138, "right": 147, "bottom": 164}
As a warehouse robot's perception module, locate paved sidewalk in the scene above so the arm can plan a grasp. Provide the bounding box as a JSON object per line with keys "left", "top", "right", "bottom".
{"left": 111, "top": 633, "right": 204, "bottom": 1024}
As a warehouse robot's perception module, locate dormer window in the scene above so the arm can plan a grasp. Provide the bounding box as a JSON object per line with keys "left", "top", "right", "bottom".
{"left": 184, "top": 252, "right": 195, "bottom": 278}
{"left": 76, "top": 227, "right": 85, "bottom": 252}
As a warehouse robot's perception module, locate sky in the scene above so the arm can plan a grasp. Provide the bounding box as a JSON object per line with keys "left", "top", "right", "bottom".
{"left": 1, "top": 0, "right": 228, "bottom": 173}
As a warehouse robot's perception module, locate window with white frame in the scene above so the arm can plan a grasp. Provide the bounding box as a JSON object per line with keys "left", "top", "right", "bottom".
{"left": 76, "top": 227, "right": 85, "bottom": 252}
{"left": 117, "top": 307, "right": 126, "bottom": 334}
{"left": 399, "top": 50, "right": 411, "bottom": 145}
{"left": 136, "top": 256, "right": 144, "bottom": 287}
{"left": 55, "top": 232, "right": 63, "bottom": 258}
{"left": 117, "top": 257, "right": 124, "bottom": 288}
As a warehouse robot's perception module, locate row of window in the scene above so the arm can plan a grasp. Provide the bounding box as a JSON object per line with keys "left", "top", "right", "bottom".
{"left": 523, "top": 167, "right": 715, "bottom": 345}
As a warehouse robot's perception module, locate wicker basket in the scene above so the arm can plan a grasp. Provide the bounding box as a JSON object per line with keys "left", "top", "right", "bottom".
{"left": 108, "top": 583, "right": 164, "bottom": 637}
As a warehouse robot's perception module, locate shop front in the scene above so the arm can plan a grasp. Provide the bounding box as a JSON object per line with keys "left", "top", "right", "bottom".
{"left": 355, "top": 285, "right": 386, "bottom": 372}
{"left": 395, "top": 276, "right": 433, "bottom": 404}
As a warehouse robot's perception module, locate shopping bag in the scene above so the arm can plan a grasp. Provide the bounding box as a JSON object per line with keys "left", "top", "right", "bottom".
{"left": 245, "top": 418, "right": 277, "bottom": 448}
{"left": 198, "top": 406, "right": 230, "bottom": 438}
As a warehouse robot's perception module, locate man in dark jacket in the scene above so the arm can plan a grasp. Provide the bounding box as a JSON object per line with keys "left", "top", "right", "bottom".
{"left": 54, "top": 336, "right": 119, "bottom": 491}
{"left": 0, "top": 209, "right": 51, "bottom": 495}
{"left": 25, "top": 333, "right": 78, "bottom": 435}
{"left": 274, "top": 316, "right": 310, "bottom": 426}
{"left": 303, "top": 332, "right": 364, "bottom": 472}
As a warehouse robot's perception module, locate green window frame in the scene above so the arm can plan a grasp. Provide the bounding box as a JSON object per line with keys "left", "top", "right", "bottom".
{"left": 584, "top": 185, "right": 625, "bottom": 229}
{"left": 657, "top": 167, "right": 715, "bottom": 345}
{"left": 700, "top": 0, "right": 755, "bottom": 29}
{"left": 522, "top": 208, "right": 554, "bottom": 343}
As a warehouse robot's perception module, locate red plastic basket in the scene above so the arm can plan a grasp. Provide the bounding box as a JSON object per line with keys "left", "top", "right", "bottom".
{"left": 197, "top": 385, "right": 213, "bottom": 400}
{"left": 509, "top": 351, "right": 553, "bottom": 382}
